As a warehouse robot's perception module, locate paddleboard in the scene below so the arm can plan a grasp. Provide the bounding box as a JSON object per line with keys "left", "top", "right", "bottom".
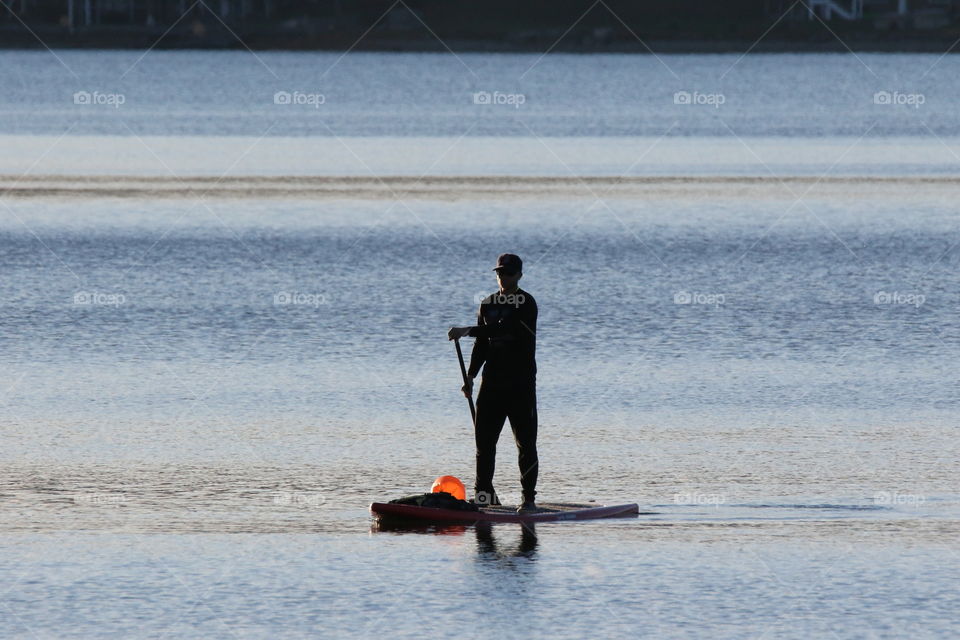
{"left": 370, "top": 501, "right": 640, "bottom": 524}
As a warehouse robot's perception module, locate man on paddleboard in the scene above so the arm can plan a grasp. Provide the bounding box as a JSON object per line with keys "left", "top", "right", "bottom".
{"left": 448, "top": 253, "right": 539, "bottom": 514}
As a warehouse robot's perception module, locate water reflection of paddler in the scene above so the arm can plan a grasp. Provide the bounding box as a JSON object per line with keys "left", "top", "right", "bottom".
{"left": 475, "top": 522, "right": 538, "bottom": 559}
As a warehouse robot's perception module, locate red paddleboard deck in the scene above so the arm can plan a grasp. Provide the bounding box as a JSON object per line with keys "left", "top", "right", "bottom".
{"left": 370, "top": 501, "right": 640, "bottom": 524}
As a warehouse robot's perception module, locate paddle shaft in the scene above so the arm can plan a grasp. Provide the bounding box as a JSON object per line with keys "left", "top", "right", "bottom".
{"left": 454, "top": 339, "right": 477, "bottom": 427}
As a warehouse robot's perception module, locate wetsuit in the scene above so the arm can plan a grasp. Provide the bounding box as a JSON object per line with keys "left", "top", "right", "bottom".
{"left": 466, "top": 288, "right": 538, "bottom": 504}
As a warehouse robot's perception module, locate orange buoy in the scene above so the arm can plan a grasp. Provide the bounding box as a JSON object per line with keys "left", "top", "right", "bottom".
{"left": 430, "top": 475, "right": 466, "bottom": 501}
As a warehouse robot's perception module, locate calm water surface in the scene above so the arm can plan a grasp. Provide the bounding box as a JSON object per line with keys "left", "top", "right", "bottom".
{"left": 1, "top": 51, "right": 958, "bottom": 638}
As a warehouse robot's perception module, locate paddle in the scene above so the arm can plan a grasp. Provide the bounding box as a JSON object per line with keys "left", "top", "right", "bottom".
{"left": 454, "top": 338, "right": 477, "bottom": 427}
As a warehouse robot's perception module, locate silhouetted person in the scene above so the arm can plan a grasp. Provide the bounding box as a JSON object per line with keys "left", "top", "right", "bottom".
{"left": 448, "top": 253, "right": 539, "bottom": 513}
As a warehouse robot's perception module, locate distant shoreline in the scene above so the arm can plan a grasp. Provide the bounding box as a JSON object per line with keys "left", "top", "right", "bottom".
{"left": 2, "top": 28, "right": 960, "bottom": 54}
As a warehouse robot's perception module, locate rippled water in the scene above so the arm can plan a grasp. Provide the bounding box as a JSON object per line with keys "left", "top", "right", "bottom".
{"left": 2, "top": 50, "right": 959, "bottom": 638}
{"left": 3, "top": 181, "right": 957, "bottom": 637}
{"left": 3, "top": 50, "right": 960, "bottom": 137}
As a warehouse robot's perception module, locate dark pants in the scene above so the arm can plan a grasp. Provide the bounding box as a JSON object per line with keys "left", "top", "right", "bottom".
{"left": 474, "top": 381, "right": 538, "bottom": 504}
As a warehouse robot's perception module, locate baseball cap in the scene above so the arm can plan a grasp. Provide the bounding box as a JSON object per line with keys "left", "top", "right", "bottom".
{"left": 492, "top": 253, "right": 522, "bottom": 273}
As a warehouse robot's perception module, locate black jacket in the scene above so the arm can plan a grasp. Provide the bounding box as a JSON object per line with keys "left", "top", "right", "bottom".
{"left": 467, "top": 288, "right": 537, "bottom": 388}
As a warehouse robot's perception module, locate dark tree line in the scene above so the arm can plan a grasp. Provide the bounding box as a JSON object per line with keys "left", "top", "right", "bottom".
{"left": 2, "top": 0, "right": 957, "bottom": 48}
